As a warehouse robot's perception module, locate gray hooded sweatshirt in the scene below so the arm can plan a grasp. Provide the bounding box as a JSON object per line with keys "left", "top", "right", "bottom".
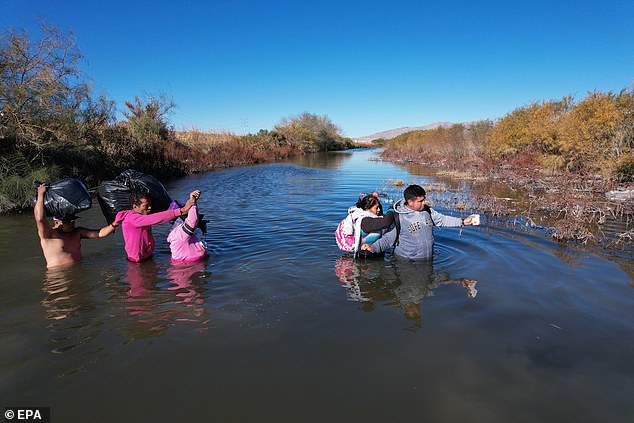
{"left": 371, "top": 199, "right": 463, "bottom": 260}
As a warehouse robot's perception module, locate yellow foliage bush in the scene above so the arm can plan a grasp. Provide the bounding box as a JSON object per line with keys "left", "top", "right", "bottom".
{"left": 485, "top": 89, "right": 633, "bottom": 175}
{"left": 540, "top": 154, "right": 566, "bottom": 174}
{"left": 486, "top": 98, "right": 572, "bottom": 158}
{"left": 557, "top": 91, "right": 625, "bottom": 170}
{"left": 611, "top": 153, "right": 634, "bottom": 182}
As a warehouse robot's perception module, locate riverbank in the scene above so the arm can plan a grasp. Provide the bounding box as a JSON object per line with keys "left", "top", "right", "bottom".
{"left": 0, "top": 126, "right": 358, "bottom": 214}
{"left": 381, "top": 150, "right": 634, "bottom": 249}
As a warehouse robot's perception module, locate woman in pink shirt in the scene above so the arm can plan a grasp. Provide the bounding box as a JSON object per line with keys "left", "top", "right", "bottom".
{"left": 114, "top": 191, "right": 197, "bottom": 262}
{"left": 167, "top": 190, "right": 208, "bottom": 263}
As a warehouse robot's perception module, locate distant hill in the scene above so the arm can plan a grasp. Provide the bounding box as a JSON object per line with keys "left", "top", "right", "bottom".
{"left": 353, "top": 122, "right": 457, "bottom": 144}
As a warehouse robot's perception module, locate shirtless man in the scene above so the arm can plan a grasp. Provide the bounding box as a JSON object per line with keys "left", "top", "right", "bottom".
{"left": 35, "top": 184, "right": 117, "bottom": 268}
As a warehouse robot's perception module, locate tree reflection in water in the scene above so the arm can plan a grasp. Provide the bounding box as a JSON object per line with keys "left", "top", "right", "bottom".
{"left": 334, "top": 256, "right": 477, "bottom": 330}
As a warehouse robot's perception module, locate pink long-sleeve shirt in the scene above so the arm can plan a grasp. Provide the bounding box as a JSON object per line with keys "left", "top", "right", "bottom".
{"left": 115, "top": 208, "right": 181, "bottom": 262}
{"left": 166, "top": 205, "right": 207, "bottom": 262}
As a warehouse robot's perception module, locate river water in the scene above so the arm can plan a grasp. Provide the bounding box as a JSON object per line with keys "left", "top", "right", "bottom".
{"left": 1, "top": 149, "right": 633, "bottom": 422}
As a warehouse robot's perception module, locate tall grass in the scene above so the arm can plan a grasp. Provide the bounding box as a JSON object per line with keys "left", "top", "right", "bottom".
{"left": 175, "top": 130, "right": 296, "bottom": 169}
{"left": 0, "top": 152, "right": 60, "bottom": 212}
{"left": 0, "top": 126, "right": 346, "bottom": 213}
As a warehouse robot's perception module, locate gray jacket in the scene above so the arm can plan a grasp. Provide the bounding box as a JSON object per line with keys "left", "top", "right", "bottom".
{"left": 371, "top": 199, "right": 463, "bottom": 260}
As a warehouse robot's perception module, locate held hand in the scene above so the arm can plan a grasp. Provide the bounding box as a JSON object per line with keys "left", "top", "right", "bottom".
{"left": 182, "top": 191, "right": 199, "bottom": 215}
{"left": 185, "top": 197, "right": 196, "bottom": 209}
{"left": 463, "top": 216, "right": 473, "bottom": 225}
{"left": 189, "top": 190, "right": 201, "bottom": 201}
{"left": 361, "top": 243, "right": 373, "bottom": 252}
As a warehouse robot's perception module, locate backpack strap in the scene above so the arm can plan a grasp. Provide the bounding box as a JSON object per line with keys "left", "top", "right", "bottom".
{"left": 394, "top": 213, "right": 401, "bottom": 247}
{"left": 423, "top": 204, "right": 435, "bottom": 226}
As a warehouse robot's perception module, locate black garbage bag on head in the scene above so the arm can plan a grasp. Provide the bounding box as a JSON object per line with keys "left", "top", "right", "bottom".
{"left": 97, "top": 180, "right": 132, "bottom": 224}
{"left": 33, "top": 178, "right": 92, "bottom": 220}
{"left": 98, "top": 169, "right": 172, "bottom": 223}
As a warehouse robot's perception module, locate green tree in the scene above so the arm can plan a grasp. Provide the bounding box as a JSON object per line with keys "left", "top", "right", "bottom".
{"left": 0, "top": 23, "right": 113, "bottom": 158}
{"left": 123, "top": 93, "right": 176, "bottom": 140}
{"left": 274, "top": 112, "right": 344, "bottom": 152}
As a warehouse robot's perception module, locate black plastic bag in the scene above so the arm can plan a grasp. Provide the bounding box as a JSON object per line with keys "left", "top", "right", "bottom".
{"left": 98, "top": 169, "right": 172, "bottom": 223}
{"left": 33, "top": 178, "right": 92, "bottom": 219}
{"left": 97, "top": 180, "right": 132, "bottom": 224}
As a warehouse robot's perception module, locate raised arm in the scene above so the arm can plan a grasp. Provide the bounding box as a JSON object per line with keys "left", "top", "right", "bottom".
{"left": 34, "top": 184, "right": 52, "bottom": 239}
{"left": 79, "top": 221, "right": 119, "bottom": 239}
{"left": 429, "top": 208, "right": 477, "bottom": 227}
{"left": 124, "top": 208, "right": 182, "bottom": 227}
{"left": 178, "top": 190, "right": 200, "bottom": 219}
{"left": 430, "top": 208, "right": 463, "bottom": 227}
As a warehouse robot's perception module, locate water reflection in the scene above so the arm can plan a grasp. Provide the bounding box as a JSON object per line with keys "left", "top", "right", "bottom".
{"left": 125, "top": 260, "right": 159, "bottom": 298}
{"left": 42, "top": 266, "right": 106, "bottom": 375}
{"left": 284, "top": 150, "right": 353, "bottom": 170}
{"left": 167, "top": 261, "right": 207, "bottom": 304}
{"left": 42, "top": 266, "right": 92, "bottom": 322}
{"left": 121, "top": 260, "right": 210, "bottom": 339}
{"left": 334, "top": 256, "right": 477, "bottom": 329}
{"left": 401, "top": 161, "right": 520, "bottom": 201}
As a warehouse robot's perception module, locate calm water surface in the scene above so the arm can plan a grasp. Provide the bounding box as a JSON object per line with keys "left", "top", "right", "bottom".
{"left": 1, "top": 149, "right": 633, "bottom": 422}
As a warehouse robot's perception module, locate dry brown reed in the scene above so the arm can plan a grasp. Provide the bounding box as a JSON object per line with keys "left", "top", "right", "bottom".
{"left": 173, "top": 129, "right": 297, "bottom": 171}
{"left": 378, "top": 156, "right": 633, "bottom": 249}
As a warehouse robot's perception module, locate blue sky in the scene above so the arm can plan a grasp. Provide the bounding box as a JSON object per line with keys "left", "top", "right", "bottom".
{"left": 3, "top": 0, "right": 633, "bottom": 138}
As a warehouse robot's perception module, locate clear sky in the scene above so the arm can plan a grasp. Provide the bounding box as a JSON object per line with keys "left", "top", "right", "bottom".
{"left": 3, "top": 0, "right": 633, "bottom": 138}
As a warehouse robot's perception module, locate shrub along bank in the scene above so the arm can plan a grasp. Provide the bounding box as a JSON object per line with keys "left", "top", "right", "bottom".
{"left": 383, "top": 89, "right": 634, "bottom": 181}
{"left": 381, "top": 89, "right": 634, "bottom": 246}
{"left": 0, "top": 25, "right": 355, "bottom": 213}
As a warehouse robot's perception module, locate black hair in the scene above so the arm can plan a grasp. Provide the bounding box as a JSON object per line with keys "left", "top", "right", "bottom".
{"left": 355, "top": 194, "right": 379, "bottom": 210}
{"left": 403, "top": 185, "right": 426, "bottom": 202}
{"left": 130, "top": 191, "right": 150, "bottom": 207}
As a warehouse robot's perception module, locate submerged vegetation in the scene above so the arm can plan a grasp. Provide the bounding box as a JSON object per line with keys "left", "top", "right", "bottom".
{"left": 0, "top": 24, "right": 355, "bottom": 212}
{"left": 382, "top": 91, "right": 634, "bottom": 248}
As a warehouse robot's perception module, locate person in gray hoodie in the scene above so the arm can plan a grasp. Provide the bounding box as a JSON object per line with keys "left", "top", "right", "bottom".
{"left": 362, "top": 184, "right": 477, "bottom": 260}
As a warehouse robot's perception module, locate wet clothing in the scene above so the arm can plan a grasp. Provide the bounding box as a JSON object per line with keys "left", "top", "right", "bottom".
{"left": 167, "top": 205, "right": 207, "bottom": 263}
{"left": 340, "top": 206, "right": 389, "bottom": 254}
{"left": 370, "top": 199, "right": 463, "bottom": 260}
{"left": 361, "top": 211, "right": 395, "bottom": 233}
{"left": 115, "top": 208, "right": 182, "bottom": 262}
{"left": 358, "top": 210, "right": 394, "bottom": 246}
